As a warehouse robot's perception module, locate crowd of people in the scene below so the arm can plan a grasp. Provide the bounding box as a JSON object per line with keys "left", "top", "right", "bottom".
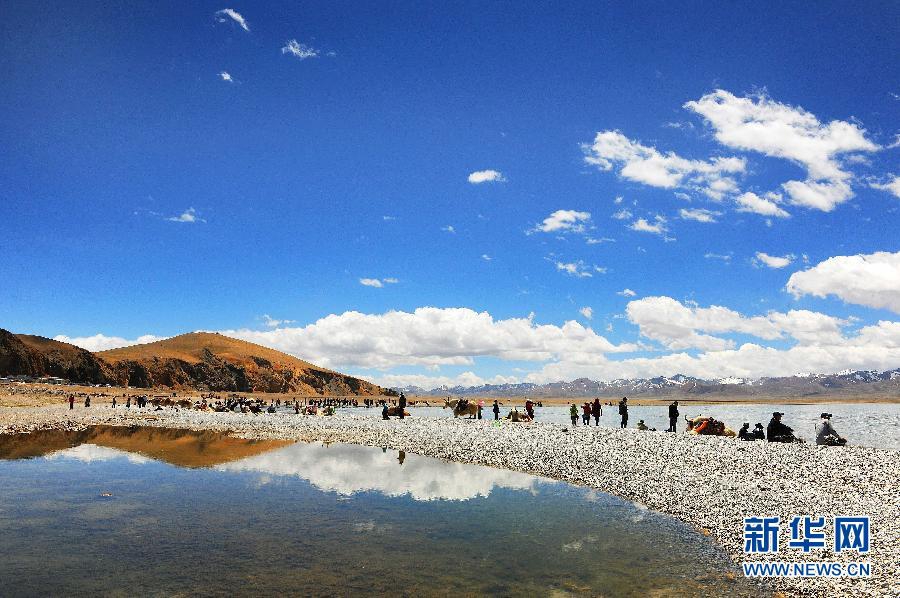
{"left": 561, "top": 398, "right": 848, "bottom": 445}
{"left": 60, "top": 386, "right": 850, "bottom": 446}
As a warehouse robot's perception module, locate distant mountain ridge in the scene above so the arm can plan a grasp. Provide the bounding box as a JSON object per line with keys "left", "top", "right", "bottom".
{"left": 400, "top": 370, "right": 900, "bottom": 399}
{"left": 0, "top": 329, "right": 382, "bottom": 396}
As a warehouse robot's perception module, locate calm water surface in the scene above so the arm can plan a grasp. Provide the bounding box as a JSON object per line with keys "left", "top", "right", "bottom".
{"left": 0, "top": 426, "right": 765, "bottom": 597}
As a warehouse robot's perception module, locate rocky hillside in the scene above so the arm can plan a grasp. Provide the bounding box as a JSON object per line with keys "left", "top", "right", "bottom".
{"left": 98, "top": 332, "right": 382, "bottom": 395}
{"left": 0, "top": 329, "right": 110, "bottom": 384}
{"left": 0, "top": 329, "right": 382, "bottom": 396}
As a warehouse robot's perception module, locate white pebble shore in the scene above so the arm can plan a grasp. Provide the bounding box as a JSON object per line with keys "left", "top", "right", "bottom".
{"left": 2, "top": 405, "right": 897, "bottom": 598}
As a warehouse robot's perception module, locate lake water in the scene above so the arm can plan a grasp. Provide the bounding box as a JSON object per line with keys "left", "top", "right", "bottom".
{"left": 0, "top": 426, "right": 764, "bottom": 596}
{"left": 341, "top": 403, "right": 900, "bottom": 451}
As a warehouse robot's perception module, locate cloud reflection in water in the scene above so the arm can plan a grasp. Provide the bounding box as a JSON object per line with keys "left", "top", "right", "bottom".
{"left": 216, "top": 443, "right": 540, "bottom": 501}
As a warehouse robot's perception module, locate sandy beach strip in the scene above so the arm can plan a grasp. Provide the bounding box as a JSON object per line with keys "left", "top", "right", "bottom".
{"left": 1, "top": 405, "right": 897, "bottom": 598}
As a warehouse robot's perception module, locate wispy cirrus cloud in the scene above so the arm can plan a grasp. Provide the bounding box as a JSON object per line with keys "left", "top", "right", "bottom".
{"left": 282, "top": 39, "right": 319, "bottom": 60}
{"left": 167, "top": 208, "right": 204, "bottom": 223}
{"left": 870, "top": 174, "right": 900, "bottom": 199}
{"left": 261, "top": 314, "right": 296, "bottom": 328}
{"left": 359, "top": 277, "right": 399, "bottom": 288}
{"left": 215, "top": 9, "right": 249, "bottom": 32}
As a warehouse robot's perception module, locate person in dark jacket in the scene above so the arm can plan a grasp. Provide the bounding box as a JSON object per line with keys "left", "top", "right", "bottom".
{"left": 752, "top": 423, "right": 766, "bottom": 440}
{"left": 738, "top": 422, "right": 754, "bottom": 441}
{"left": 766, "top": 412, "right": 796, "bottom": 442}
{"left": 382, "top": 402, "right": 390, "bottom": 420}
{"left": 618, "top": 397, "right": 628, "bottom": 429}
{"left": 668, "top": 401, "right": 679, "bottom": 432}
{"left": 398, "top": 392, "right": 407, "bottom": 419}
{"left": 492, "top": 400, "right": 500, "bottom": 420}
{"left": 591, "top": 398, "right": 602, "bottom": 426}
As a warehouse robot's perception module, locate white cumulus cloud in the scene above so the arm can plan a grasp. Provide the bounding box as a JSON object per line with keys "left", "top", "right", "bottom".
{"left": 685, "top": 89, "right": 878, "bottom": 212}
{"left": 625, "top": 296, "right": 846, "bottom": 351}
{"left": 583, "top": 130, "right": 745, "bottom": 200}
{"left": 679, "top": 208, "right": 721, "bottom": 223}
{"left": 467, "top": 169, "right": 506, "bottom": 184}
{"left": 787, "top": 251, "right": 900, "bottom": 313}
{"left": 220, "top": 307, "right": 635, "bottom": 370}
{"left": 629, "top": 215, "right": 668, "bottom": 236}
{"left": 753, "top": 252, "right": 794, "bottom": 269}
{"left": 533, "top": 209, "right": 592, "bottom": 234}
{"left": 735, "top": 191, "right": 790, "bottom": 218}
{"left": 555, "top": 261, "right": 594, "bottom": 278}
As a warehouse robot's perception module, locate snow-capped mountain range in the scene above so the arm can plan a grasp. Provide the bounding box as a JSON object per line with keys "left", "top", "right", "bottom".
{"left": 398, "top": 368, "right": 900, "bottom": 398}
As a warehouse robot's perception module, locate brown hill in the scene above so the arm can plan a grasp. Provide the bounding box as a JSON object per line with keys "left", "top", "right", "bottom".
{"left": 99, "top": 332, "right": 382, "bottom": 395}
{"left": 0, "top": 329, "right": 110, "bottom": 384}
{"left": 0, "top": 328, "right": 382, "bottom": 396}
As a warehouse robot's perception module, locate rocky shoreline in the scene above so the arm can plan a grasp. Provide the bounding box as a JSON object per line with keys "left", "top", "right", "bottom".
{"left": 1, "top": 405, "right": 897, "bottom": 598}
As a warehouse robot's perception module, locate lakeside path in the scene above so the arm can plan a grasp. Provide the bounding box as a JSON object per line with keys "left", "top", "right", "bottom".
{"left": 1, "top": 406, "right": 897, "bottom": 598}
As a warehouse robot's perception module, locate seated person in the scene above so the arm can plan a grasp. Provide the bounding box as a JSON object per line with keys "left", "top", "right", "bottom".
{"left": 815, "top": 413, "right": 847, "bottom": 446}
{"left": 766, "top": 412, "right": 796, "bottom": 442}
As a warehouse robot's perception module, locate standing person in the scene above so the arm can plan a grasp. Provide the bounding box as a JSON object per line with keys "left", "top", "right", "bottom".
{"left": 398, "top": 392, "right": 407, "bottom": 420}
{"left": 618, "top": 397, "right": 628, "bottom": 429}
{"left": 581, "top": 402, "right": 591, "bottom": 426}
{"left": 569, "top": 403, "right": 578, "bottom": 426}
{"left": 525, "top": 399, "right": 535, "bottom": 420}
{"left": 477, "top": 402, "right": 483, "bottom": 420}
{"left": 668, "top": 401, "right": 680, "bottom": 432}
{"left": 492, "top": 400, "right": 500, "bottom": 420}
{"left": 591, "top": 398, "right": 602, "bottom": 426}
{"left": 382, "top": 401, "right": 390, "bottom": 420}
{"left": 68, "top": 395, "right": 75, "bottom": 410}
{"left": 85, "top": 396, "right": 91, "bottom": 408}
{"left": 111, "top": 397, "right": 117, "bottom": 408}
{"left": 126, "top": 396, "right": 131, "bottom": 409}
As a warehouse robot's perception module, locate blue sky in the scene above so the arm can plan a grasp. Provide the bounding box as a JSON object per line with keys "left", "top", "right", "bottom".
{"left": 2, "top": 1, "right": 899, "bottom": 387}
